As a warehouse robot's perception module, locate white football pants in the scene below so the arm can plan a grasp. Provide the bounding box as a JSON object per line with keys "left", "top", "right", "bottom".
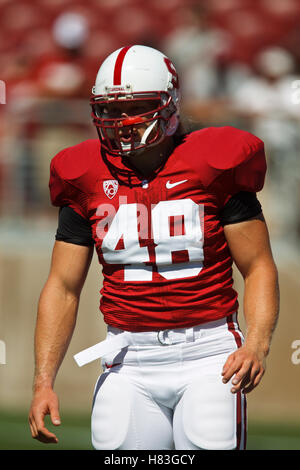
{"left": 91, "top": 314, "right": 247, "bottom": 450}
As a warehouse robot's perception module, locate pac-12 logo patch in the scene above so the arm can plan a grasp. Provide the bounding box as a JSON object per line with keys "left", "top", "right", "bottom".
{"left": 103, "top": 180, "right": 118, "bottom": 199}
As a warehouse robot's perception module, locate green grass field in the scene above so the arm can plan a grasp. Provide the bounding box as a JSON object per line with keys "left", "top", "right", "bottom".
{"left": 0, "top": 410, "right": 299, "bottom": 450}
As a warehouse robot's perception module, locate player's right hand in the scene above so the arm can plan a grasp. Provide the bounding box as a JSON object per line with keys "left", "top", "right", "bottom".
{"left": 28, "top": 388, "right": 61, "bottom": 444}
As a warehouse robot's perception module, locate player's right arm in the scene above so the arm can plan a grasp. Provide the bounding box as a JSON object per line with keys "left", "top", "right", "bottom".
{"left": 29, "top": 240, "right": 93, "bottom": 444}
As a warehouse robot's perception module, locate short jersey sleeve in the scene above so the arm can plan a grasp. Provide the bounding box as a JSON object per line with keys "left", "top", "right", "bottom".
{"left": 232, "top": 142, "right": 266, "bottom": 194}
{"left": 182, "top": 127, "right": 267, "bottom": 199}
{"left": 49, "top": 148, "right": 88, "bottom": 219}
{"left": 195, "top": 127, "right": 268, "bottom": 209}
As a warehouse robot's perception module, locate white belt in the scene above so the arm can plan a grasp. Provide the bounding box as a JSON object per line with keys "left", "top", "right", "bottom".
{"left": 73, "top": 316, "right": 233, "bottom": 367}
{"left": 73, "top": 328, "right": 196, "bottom": 367}
{"left": 74, "top": 332, "right": 133, "bottom": 367}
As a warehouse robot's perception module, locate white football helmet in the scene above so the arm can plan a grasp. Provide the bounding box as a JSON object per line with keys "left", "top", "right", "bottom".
{"left": 90, "top": 45, "right": 181, "bottom": 156}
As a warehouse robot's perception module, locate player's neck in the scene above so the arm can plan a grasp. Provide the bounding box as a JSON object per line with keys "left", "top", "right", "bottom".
{"left": 123, "top": 137, "right": 175, "bottom": 179}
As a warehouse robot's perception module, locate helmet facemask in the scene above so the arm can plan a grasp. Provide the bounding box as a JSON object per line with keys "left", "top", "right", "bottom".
{"left": 90, "top": 91, "right": 178, "bottom": 157}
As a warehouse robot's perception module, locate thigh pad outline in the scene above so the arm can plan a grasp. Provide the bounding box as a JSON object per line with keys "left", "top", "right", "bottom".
{"left": 181, "top": 377, "right": 237, "bottom": 450}
{"left": 92, "top": 372, "right": 132, "bottom": 450}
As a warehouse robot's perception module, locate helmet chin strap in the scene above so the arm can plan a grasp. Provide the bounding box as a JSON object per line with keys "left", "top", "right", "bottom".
{"left": 140, "top": 114, "right": 158, "bottom": 145}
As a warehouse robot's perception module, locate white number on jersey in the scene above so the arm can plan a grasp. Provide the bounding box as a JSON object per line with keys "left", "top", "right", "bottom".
{"left": 100, "top": 199, "right": 204, "bottom": 281}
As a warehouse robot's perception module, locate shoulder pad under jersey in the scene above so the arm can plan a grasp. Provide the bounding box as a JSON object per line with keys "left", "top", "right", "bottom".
{"left": 183, "top": 126, "right": 266, "bottom": 191}
{"left": 49, "top": 139, "right": 101, "bottom": 217}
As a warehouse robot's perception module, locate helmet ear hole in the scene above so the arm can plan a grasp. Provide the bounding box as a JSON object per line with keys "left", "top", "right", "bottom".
{"left": 165, "top": 114, "right": 179, "bottom": 136}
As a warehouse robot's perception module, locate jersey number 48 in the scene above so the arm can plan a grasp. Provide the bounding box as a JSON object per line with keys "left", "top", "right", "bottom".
{"left": 98, "top": 199, "right": 204, "bottom": 281}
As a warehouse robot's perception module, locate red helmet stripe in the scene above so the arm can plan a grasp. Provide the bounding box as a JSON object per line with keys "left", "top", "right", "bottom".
{"left": 113, "top": 46, "right": 132, "bottom": 85}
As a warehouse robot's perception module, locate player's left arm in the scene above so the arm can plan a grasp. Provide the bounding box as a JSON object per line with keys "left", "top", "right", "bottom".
{"left": 222, "top": 213, "right": 279, "bottom": 394}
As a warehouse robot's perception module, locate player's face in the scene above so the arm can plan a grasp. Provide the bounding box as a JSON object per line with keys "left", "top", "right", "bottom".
{"left": 97, "top": 99, "right": 160, "bottom": 147}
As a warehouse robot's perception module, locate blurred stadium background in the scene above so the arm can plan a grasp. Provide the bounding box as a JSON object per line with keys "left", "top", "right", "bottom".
{"left": 0, "top": 0, "right": 300, "bottom": 450}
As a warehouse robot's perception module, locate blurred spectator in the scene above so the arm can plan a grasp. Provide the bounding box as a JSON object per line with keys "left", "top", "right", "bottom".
{"left": 163, "top": 4, "right": 231, "bottom": 99}
{"left": 162, "top": 3, "right": 234, "bottom": 127}
{"left": 228, "top": 46, "right": 300, "bottom": 243}
{"left": 32, "top": 11, "right": 90, "bottom": 98}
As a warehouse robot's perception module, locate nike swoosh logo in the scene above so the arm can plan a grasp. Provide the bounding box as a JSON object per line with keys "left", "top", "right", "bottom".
{"left": 166, "top": 179, "right": 188, "bottom": 189}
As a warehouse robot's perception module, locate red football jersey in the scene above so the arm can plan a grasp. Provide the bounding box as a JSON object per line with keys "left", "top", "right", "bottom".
{"left": 49, "top": 127, "right": 266, "bottom": 331}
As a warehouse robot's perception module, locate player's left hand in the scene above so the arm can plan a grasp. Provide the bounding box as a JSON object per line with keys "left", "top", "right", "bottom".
{"left": 221, "top": 345, "right": 266, "bottom": 394}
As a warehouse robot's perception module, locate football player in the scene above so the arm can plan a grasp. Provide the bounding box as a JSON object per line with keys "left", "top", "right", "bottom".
{"left": 29, "top": 45, "right": 279, "bottom": 450}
